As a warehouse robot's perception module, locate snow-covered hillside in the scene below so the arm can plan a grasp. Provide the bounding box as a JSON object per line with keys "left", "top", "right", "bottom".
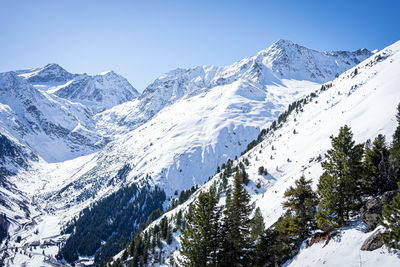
{"left": 123, "top": 40, "right": 400, "bottom": 267}
{"left": 18, "top": 63, "right": 139, "bottom": 113}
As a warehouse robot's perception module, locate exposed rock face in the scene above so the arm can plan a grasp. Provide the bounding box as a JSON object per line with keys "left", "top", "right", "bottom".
{"left": 0, "top": 213, "right": 8, "bottom": 241}
{"left": 361, "top": 230, "right": 384, "bottom": 251}
{"left": 361, "top": 190, "right": 397, "bottom": 230}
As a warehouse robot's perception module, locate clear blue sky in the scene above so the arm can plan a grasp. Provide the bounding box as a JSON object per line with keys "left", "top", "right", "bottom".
{"left": 0, "top": 0, "right": 399, "bottom": 91}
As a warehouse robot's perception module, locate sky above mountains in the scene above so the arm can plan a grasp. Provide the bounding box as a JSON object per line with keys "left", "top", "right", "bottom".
{"left": 0, "top": 0, "right": 399, "bottom": 92}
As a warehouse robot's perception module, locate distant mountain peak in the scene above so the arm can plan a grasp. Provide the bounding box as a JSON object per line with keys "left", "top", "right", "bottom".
{"left": 98, "top": 70, "right": 115, "bottom": 76}
{"left": 18, "top": 63, "right": 76, "bottom": 83}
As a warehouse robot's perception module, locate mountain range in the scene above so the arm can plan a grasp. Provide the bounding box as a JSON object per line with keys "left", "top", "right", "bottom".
{"left": 1, "top": 39, "right": 399, "bottom": 267}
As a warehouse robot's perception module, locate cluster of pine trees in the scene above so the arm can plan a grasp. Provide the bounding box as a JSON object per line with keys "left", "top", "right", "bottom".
{"left": 57, "top": 182, "right": 166, "bottom": 266}
{"left": 179, "top": 171, "right": 259, "bottom": 267}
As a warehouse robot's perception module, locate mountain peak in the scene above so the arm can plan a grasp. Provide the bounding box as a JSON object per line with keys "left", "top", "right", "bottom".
{"left": 43, "top": 63, "right": 64, "bottom": 69}
{"left": 18, "top": 63, "right": 75, "bottom": 83}
{"left": 253, "top": 39, "right": 372, "bottom": 82}
{"left": 270, "top": 39, "right": 296, "bottom": 47}
{"left": 98, "top": 70, "right": 115, "bottom": 76}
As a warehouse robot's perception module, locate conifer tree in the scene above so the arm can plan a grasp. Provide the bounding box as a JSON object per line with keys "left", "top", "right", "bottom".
{"left": 381, "top": 183, "right": 400, "bottom": 250}
{"left": 391, "top": 103, "right": 400, "bottom": 177}
{"left": 317, "top": 125, "right": 364, "bottom": 230}
{"left": 250, "top": 207, "right": 265, "bottom": 242}
{"left": 282, "top": 176, "right": 318, "bottom": 237}
{"left": 253, "top": 228, "right": 277, "bottom": 267}
{"left": 220, "top": 171, "right": 254, "bottom": 266}
{"left": 179, "top": 186, "right": 221, "bottom": 267}
{"left": 362, "top": 134, "right": 395, "bottom": 196}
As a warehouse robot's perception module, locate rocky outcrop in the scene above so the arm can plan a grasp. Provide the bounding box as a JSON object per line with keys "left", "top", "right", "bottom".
{"left": 361, "top": 191, "right": 397, "bottom": 230}
{"left": 361, "top": 230, "right": 384, "bottom": 251}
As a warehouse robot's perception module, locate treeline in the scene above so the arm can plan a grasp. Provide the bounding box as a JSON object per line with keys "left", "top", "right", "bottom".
{"left": 174, "top": 103, "right": 400, "bottom": 266}
{"left": 57, "top": 181, "right": 166, "bottom": 266}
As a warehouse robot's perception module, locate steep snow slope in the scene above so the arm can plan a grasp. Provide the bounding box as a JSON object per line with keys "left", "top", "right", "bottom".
{"left": 124, "top": 40, "right": 400, "bottom": 266}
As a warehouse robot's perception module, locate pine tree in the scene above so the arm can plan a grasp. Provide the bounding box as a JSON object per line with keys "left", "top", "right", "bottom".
{"left": 250, "top": 207, "right": 265, "bottom": 242}
{"left": 381, "top": 183, "right": 400, "bottom": 250}
{"left": 282, "top": 176, "right": 318, "bottom": 237}
{"left": 176, "top": 210, "right": 183, "bottom": 229}
{"left": 391, "top": 103, "right": 400, "bottom": 178}
{"left": 179, "top": 186, "right": 221, "bottom": 267}
{"left": 362, "top": 134, "right": 395, "bottom": 196}
{"left": 253, "top": 228, "right": 277, "bottom": 266}
{"left": 220, "top": 171, "right": 254, "bottom": 266}
{"left": 317, "top": 125, "right": 364, "bottom": 230}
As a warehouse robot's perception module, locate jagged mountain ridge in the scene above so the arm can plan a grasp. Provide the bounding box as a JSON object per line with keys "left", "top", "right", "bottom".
{"left": 16, "top": 63, "right": 77, "bottom": 83}
{"left": 97, "top": 39, "right": 372, "bottom": 136}
{"left": 17, "top": 63, "right": 139, "bottom": 113}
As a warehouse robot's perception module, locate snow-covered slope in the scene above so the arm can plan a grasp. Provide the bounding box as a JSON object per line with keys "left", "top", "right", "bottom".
{"left": 125, "top": 40, "right": 400, "bottom": 266}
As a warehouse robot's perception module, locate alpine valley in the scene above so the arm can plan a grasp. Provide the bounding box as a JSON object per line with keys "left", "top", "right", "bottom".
{"left": 1, "top": 39, "right": 400, "bottom": 267}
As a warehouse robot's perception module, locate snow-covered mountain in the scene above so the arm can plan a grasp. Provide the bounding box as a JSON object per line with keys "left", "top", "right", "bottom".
{"left": 16, "top": 63, "right": 77, "bottom": 83}
{"left": 51, "top": 70, "right": 139, "bottom": 113}
{"left": 0, "top": 71, "right": 105, "bottom": 163}
{"left": 125, "top": 40, "right": 400, "bottom": 267}
{"left": 17, "top": 63, "right": 139, "bottom": 113}
{"left": 96, "top": 39, "right": 372, "bottom": 135}
{"left": 0, "top": 39, "right": 388, "bottom": 266}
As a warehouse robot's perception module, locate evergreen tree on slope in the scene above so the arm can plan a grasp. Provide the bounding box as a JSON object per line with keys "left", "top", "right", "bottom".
{"left": 220, "top": 171, "right": 254, "bottom": 267}
{"left": 180, "top": 185, "right": 221, "bottom": 267}
{"left": 317, "top": 125, "right": 364, "bottom": 230}
{"left": 381, "top": 182, "right": 400, "bottom": 250}
{"left": 282, "top": 175, "right": 318, "bottom": 238}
